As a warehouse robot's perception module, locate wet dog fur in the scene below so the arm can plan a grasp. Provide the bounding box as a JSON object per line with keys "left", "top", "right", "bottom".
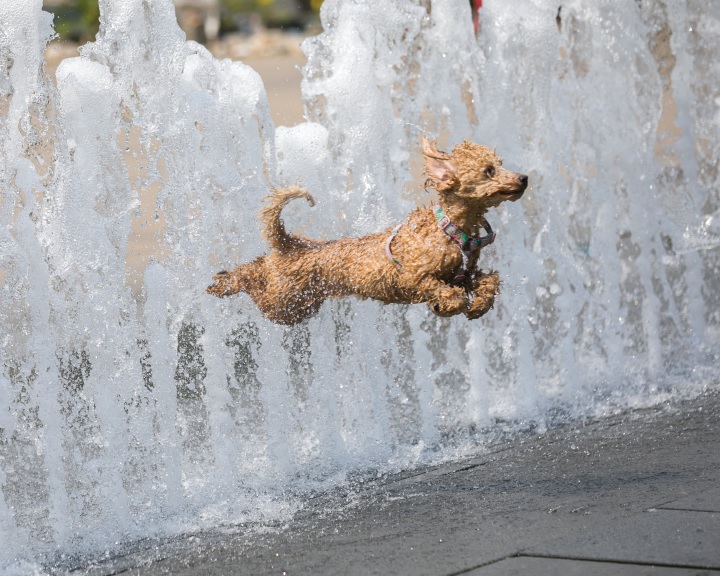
{"left": 207, "top": 138, "right": 528, "bottom": 325}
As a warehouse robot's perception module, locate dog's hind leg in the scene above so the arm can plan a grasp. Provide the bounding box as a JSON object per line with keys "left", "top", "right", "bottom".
{"left": 206, "top": 261, "right": 263, "bottom": 298}
{"left": 464, "top": 271, "right": 501, "bottom": 320}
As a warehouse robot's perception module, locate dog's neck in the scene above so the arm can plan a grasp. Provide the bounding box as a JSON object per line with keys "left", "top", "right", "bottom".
{"left": 437, "top": 194, "right": 490, "bottom": 236}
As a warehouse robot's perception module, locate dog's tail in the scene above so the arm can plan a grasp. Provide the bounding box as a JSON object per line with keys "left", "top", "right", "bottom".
{"left": 260, "top": 185, "right": 316, "bottom": 252}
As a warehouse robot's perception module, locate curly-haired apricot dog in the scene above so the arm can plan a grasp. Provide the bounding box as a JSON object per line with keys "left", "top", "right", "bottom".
{"left": 207, "top": 138, "right": 528, "bottom": 325}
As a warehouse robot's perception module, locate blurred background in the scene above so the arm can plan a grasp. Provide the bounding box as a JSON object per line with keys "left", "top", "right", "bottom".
{"left": 43, "top": 0, "right": 323, "bottom": 43}
{"left": 42, "top": 0, "right": 324, "bottom": 125}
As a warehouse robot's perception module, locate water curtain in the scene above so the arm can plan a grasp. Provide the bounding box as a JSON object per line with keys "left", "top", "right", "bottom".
{"left": 0, "top": 0, "right": 718, "bottom": 568}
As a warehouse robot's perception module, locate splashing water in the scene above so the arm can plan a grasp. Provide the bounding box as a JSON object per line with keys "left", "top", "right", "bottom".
{"left": 1, "top": 0, "right": 718, "bottom": 570}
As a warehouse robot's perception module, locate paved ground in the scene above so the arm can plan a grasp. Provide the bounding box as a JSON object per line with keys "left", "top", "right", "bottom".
{"left": 69, "top": 390, "right": 720, "bottom": 576}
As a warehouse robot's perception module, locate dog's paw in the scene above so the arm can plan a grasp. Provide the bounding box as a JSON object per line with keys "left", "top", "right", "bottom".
{"left": 464, "top": 296, "right": 495, "bottom": 319}
{"left": 206, "top": 270, "right": 234, "bottom": 297}
{"left": 465, "top": 272, "right": 501, "bottom": 319}
{"left": 429, "top": 286, "right": 468, "bottom": 317}
{"left": 478, "top": 271, "right": 501, "bottom": 296}
{"left": 429, "top": 301, "right": 457, "bottom": 317}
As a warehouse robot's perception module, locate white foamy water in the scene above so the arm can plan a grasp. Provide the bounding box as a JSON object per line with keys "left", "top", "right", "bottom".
{"left": 1, "top": 0, "right": 718, "bottom": 570}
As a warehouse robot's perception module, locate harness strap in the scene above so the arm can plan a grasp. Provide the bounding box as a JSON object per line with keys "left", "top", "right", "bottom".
{"left": 433, "top": 204, "right": 495, "bottom": 282}
{"left": 433, "top": 205, "right": 495, "bottom": 249}
{"left": 385, "top": 220, "right": 406, "bottom": 269}
{"left": 385, "top": 207, "right": 495, "bottom": 280}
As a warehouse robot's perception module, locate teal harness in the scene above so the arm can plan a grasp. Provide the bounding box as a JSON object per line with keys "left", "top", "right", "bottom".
{"left": 386, "top": 204, "right": 495, "bottom": 283}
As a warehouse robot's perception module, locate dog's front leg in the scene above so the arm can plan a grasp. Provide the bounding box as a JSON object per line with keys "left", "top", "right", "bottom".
{"left": 464, "top": 271, "right": 501, "bottom": 319}
{"left": 415, "top": 277, "right": 469, "bottom": 317}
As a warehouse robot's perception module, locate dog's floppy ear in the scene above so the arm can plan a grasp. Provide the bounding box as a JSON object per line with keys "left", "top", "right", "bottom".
{"left": 421, "top": 136, "right": 457, "bottom": 189}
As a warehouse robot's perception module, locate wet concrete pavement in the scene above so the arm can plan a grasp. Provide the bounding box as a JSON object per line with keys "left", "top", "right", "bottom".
{"left": 71, "top": 390, "right": 720, "bottom": 575}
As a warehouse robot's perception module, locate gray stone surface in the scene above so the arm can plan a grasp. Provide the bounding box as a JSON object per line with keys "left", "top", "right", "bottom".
{"left": 65, "top": 391, "right": 720, "bottom": 576}
{"left": 659, "top": 486, "right": 720, "bottom": 513}
{"left": 467, "top": 557, "right": 720, "bottom": 576}
{"left": 526, "top": 509, "right": 719, "bottom": 568}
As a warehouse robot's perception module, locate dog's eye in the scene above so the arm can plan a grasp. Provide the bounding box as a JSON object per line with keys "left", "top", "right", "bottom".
{"left": 484, "top": 167, "right": 496, "bottom": 178}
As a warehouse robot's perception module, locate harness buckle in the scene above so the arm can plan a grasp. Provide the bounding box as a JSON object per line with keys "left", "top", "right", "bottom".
{"left": 437, "top": 216, "right": 451, "bottom": 229}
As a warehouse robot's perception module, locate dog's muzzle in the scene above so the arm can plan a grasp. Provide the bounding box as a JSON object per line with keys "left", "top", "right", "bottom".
{"left": 508, "top": 174, "right": 528, "bottom": 200}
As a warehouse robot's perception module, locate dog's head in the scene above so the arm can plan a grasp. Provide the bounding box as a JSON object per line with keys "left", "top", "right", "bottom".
{"left": 422, "top": 137, "right": 528, "bottom": 208}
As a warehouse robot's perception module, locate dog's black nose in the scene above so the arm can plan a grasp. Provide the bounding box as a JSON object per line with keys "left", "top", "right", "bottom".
{"left": 519, "top": 174, "right": 528, "bottom": 187}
